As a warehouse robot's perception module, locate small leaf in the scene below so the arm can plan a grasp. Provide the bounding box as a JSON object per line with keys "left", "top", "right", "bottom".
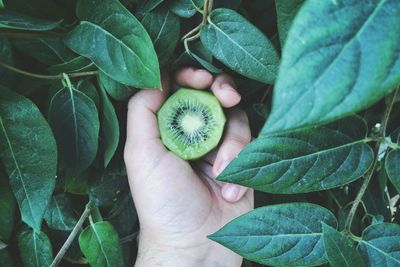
{"left": 48, "top": 86, "right": 99, "bottom": 175}
{"left": 265, "top": 0, "right": 400, "bottom": 133}
{"left": 18, "top": 229, "right": 53, "bottom": 267}
{"left": 99, "top": 82, "right": 120, "bottom": 167}
{"left": 322, "top": 223, "right": 365, "bottom": 267}
{"left": 12, "top": 37, "right": 76, "bottom": 66}
{"left": 48, "top": 56, "right": 94, "bottom": 74}
{"left": 65, "top": 0, "right": 161, "bottom": 88}
{"left": 200, "top": 8, "right": 279, "bottom": 84}
{"left": 98, "top": 71, "right": 135, "bottom": 101}
{"left": 358, "top": 223, "right": 400, "bottom": 266}
{"left": 275, "top": 0, "right": 305, "bottom": 46}
{"left": 44, "top": 193, "right": 78, "bottom": 231}
{"left": 169, "top": 0, "right": 199, "bottom": 18}
{"left": 218, "top": 116, "right": 374, "bottom": 194}
{"left": 77, "top": 79, "right": 100, "bottom": 109}
{"left": 0, "top": 173, "right": 16, "bottom": 242}
{"left": 79, "top": 221, "right": 124, "bottom": 267}
{"left": 209, "top": 203, "right": 337, "bottom": 266}
{"left": 385, "top": 150, "right": 400, "bottom": 193}
{"left": 141, "top": 7, "right": 180, "bottom": 65}
{"left": 0, "top": 9, "right": 61, "bottom": 31}
{"left": 0, "top": 87, "right": 57, "bottom": 231}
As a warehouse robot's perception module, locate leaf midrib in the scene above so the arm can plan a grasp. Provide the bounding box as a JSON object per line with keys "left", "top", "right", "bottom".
{"left": 0, "top": 116, "right": 35, "bottom": 226}
{"left": 92, "top": 224, "right": 111, "bottom": 267}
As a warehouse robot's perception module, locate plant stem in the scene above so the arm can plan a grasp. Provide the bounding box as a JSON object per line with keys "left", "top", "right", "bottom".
{"left": 344, "top": 87, "right": 399, "bottom": 232}
{"left": 0, "top": 61, "right": 98, "bottom": 80}
{"left": 50, "top": 203, "right": 93, "bottom": 267}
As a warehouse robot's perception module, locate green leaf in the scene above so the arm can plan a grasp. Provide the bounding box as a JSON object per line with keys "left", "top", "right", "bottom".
{"left": 99, "top": 82, "right": 120, "bottom": 167}
{"left": 358, "top": 223, "right": 400, "bottom": 266}
{"left": 385, "top": 150, "right": 400, "bottom": 193}
{"left": 0, "top": 0, "right": 3, "bottom": 9}
{"left": 200, "top": 8, "right": 279, "bottom": 84}
{"left": 0, "top": 37, "right": 16, "bottom": 87}
{"left": 265, "top": 0, "right": 400, "bottom": 133}
{"left": 12, "top": 37, "right": 76, "bottom": 66}
{"left": 169, "top": 0, "right": 199, "bottom": 18}
{"left": 48, "top": 56, "right": 94, "bottom": 74}
{"left": 107, "top": 193, "right": 137, "bottom": 237}
{"left": 218, "top": 116, "right": 374, "bottom": 194}
{"left": 0, "top": 87, "right": 56, "bottom": 231}
{"left": 275, "top": 0, "right": 305, "bottom": 46}
{"left": 3, "top": 0, "right": 65, "bottom": 20}
{"left": 65, "top": 0, "right": 161, "bottom": 88}
{"left": 0, "top": 173, "right": 16, "bottom": 242}
{"left": 141, "top": 7, "right": 180, "bottom": 66}
{"left": 98, "top": 71, "right": 135, "bottom": 101}
{"left": 209, "top": 203, "right": 337, "bottom": 266}
{"left": 0, "top": 249, "right": 13, "bottom": 267}
{"left": 79, "top": 221, "right": 124, "bottom": 267}
{"left": 48, "top": 86, "right": 99, "bottom": 175}
{"left": 0, "top": 10, "right": 61, "bottom": 31}
{"left": 77, "top": 79, "right": 100, "bottom": 109}
{"left": 18, "top": 229, "right": 53, "bottom": 267}
{"left": 322, "top": 223, "right": 365, "bottom": 267}
{"left": 44, "top": 193, "right": 78, "bottom": 231}
{"left": 186, "top": 41, "right": 222, "bottom": 73}
{"left": 136, "top": 0, "right": 165, "bottom": 19}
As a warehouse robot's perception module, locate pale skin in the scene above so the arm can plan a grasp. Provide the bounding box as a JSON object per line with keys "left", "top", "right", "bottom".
{"left": 124, "top": 67, "right": 254, "bottom": 267}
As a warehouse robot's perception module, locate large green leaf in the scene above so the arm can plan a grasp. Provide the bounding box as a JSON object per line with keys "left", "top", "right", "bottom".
{"left": 18, "top": 229, "right": 53, "bottom": 267}
{"left": 79, "top": 221, "right": 124, "bottom": 267}
{"left": 358, "top": 223, "right": 400, "bottom": 266}
{"left": 265, "top": 0, "right": 400, "bottom": 133}
{"left": 98, "top": 83, "right": 120, "bottom": 167}
{"left": 48, "top": 86, "right": 99, "bottom": 175}
{"left": 65, "top": 0, "right": 161, "bottom": 88}
{"left": 0, "top": 87, "right": 56, "bottom": 231}
{"left": 275, "top": 0, "right": 305, "bottom": 46}
{"left": 209, "top": 203, "right": 337, "bottom": 266}
{"left": 12, "top": 37, "right": 76, "bottom": 66}
{"left": 218, "top": 116, "right": 374, "bottom": 194}
{"left": 385, "top": 150, "right": 400, "bottom": 193}
{"left": 0, "top": 9, "right": 61, "bottom": 31}
{"left": 322, "top": 223, "right": 365, "bottom": 267}
{"left": 0, "top": 173, "right": 16, "bottom": 242}
{"left": 44, "top": 193, "right": 78, "bottom": 231}
{"left": 200, "top": 8, "right": 279, "bottom": 84}
{"left": 98, "top": 71, "right": 135, "bottom": 101}
{"left": 141, "top": 7, "right": 180, "bottom": 66}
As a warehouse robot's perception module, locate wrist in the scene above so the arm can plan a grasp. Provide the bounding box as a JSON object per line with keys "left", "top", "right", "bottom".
{"left": 135, "top": 232, "right": 242, "bottom": 267}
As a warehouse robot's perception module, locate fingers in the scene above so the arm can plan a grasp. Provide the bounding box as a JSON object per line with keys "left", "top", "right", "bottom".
{"left": 210, "top": 74, "right": 241, "bottom": 108}
{"left": 213, "top": 109, "right": 252, "bottom": 203}
{"left": 175, "top": 68, "right": 241, "bottom": 108}
{"left": 124, "top": 74, "right": 170, "bottom": 164}
{"left": 175, "top": 67, "right": 214, "bottom": 89}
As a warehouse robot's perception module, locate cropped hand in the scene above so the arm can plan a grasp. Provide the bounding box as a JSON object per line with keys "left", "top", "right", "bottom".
{"left": 124, "top": 68, "right": 254, "bottom": 267}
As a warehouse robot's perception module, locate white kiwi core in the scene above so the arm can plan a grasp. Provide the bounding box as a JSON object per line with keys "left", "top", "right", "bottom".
{"left": 181, "top": 112, "right": 205, "bottom": 135}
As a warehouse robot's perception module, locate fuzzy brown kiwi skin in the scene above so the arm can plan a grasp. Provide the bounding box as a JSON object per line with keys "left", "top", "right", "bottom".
{"left": 157, "top": 88, "right": 226, "bottom": 160}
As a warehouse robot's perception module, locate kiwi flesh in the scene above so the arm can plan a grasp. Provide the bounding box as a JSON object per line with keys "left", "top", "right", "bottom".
{"left": 158, "top": 88, "right": 226, "bottom": 160}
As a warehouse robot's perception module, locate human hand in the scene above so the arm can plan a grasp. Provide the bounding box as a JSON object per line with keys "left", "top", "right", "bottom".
{"left": 124, "top": 68, "right": 254, "bottom": 267}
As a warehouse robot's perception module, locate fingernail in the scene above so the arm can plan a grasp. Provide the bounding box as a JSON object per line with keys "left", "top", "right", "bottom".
{"left": 222, "top": 185, "right": 240, "bottom": 202}
{"left": 221, "top": 82, "right": 237, "bottom": 92}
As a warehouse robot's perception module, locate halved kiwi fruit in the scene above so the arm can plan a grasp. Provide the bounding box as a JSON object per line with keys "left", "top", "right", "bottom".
{"left": 158, "top": 88, "right": 226, "bottom": 160}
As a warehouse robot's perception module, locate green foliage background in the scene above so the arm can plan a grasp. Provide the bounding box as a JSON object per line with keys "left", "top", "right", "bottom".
{"left": 0, "top": 0, "right": 399, "bottom": 266}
